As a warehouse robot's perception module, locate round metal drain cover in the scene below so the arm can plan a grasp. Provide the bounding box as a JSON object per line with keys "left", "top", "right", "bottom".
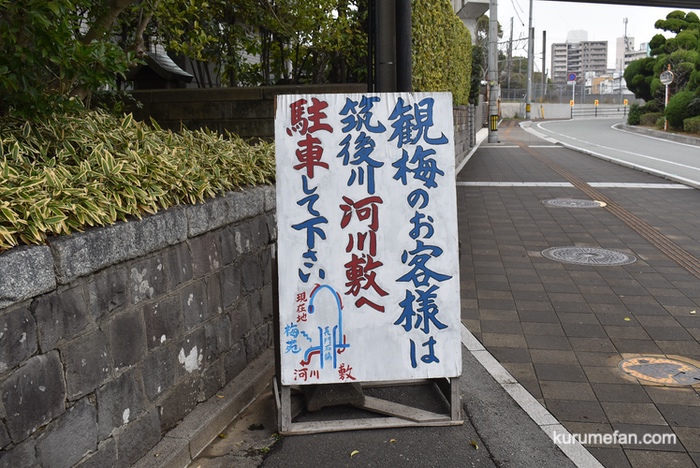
{"left": 543, "top": 198, "right": 606, "bottom": 208}
{"left": 541, "top": 246, "right": 636, "bottom": 266}
{"left": 619, "top": 356, "right": 700, "bottom": 386}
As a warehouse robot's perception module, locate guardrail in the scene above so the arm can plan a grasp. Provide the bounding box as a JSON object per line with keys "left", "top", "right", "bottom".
{"left": 571, "top": 105, "right": 628, "bottom": 119}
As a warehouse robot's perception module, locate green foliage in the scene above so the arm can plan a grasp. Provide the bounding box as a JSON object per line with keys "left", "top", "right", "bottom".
{"left": 665, "top": 90, "right": 696, "bottom": 129}
{"left": 413, "top": 0, "right": 472, "bottom": 105}
{"left": 640, "top": 112, "right": 664, "bottom": 126}
{"left": 683, "top": 115, "right": 700, "bottom": 134}
{"left": 627, "top": 103, "right": 643, "bottom": 125}
{"left": 0, "top": 0, "right": 134, "bottom": 118}
{"left": 0, "top": 110, "right": 274, "bottom": 250}
{"left": 626, "top": 10, "right": 700, "bottom": 104}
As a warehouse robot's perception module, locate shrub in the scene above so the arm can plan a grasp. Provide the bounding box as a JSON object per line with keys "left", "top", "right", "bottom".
{"left": 665, "top": 90, "right": 696, "bottom": 129}
{"left": 0, "top": 110, "right": 274, "bottom": 250}
{"left": 684, "top": 115, "right": 700, "bottom": 134}
{"left": 640, "top": 112, "right": 664, "bottom": 126}
{"left": 628, "top": 103, "right": 643, "bottom": 125}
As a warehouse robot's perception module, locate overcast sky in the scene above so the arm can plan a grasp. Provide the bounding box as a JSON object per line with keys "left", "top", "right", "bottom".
{"left": 491, "top": 1, "right": 698, "bottom": 70}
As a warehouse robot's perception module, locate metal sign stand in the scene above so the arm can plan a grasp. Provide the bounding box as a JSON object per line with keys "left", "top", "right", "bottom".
{"left": 273, "top": 377, "right": 462, "bottom": 435}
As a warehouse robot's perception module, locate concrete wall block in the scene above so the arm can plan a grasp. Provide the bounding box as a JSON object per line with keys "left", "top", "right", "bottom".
{"left": 32, "top": 285, "right": 91, "bottom": 353}
{"left": 240, "top": 256, "right": 264, "bottom": 293}
{"left": 189, "top": 232, "right": 220, "bottom": 278}
{"left": 0, "top": 306, "right": 37, "bottom": 374}
{"left": 243, "top": 324, "right": 271, "bottom": 364}
{"left": 223, "top": 342, "right": 246, "bottom": 383}
{"left": 262, "top": 184, "right": 276, "bottom": 213}
{"left": 62, "top": 329, "right": 111, "bottom": 401}
{"left": 157, "top": 376, "right": 199, "bottom": 433}
{"left": 181, "top": 280, "right": 208, "bottom": 331}
{"left": 186, "top": 187, "right": 265, "bottom": 238}
{"left": 114, "top": 410, "right": 161, "bottom": 468}
{"left": 141, "top": 344, "right": 177, "bottom": 402}
{"left": 199, "top": 358, "right": 224, "bottom": 401}
{"left": 142, "top": 295, "right": 182, "bottom": 351}
{"left": 220, "top": 263, "right": 242, "bottom": 309}
{"left": 129, "top": 255, "right": 168, "bottom": 304}
{"left": 36, "top": 398, "right": 97, "bottom": 468}
{"left": 74, "top": 438, "right": 117, "bottom": 468}
{"left": 161, "top": 243, "right": 193, "bottom": 290}
{"left": 229, "top": 299, "right": 251, "bottom": 344}
{"left": 203, "top": 315, "right": 231, "bottom": 366}
{"left": 0, "top": 439, "right": 36, "bottom": 468}
{"left": 206, "top": 275, "right": 222, "bottom": 317}
{"left": 96, "top": 368, "right": 147, "bottom": 441}
{"left": 174, "top": 330, "right": 206, "bottom": 380}
{"left": 219, "top": 224, "right": 248, "bottom": 265}
{"left": 0, "top": 245, "right": 55, "bottom": 309}
{"left": 1, "top": 351, "right": 66, "bottom": 444}
{"left": 0, "top": 421, "right": 9, "bottom": 449}
{"left": 106, "top": 308, "right": 147, "bottom": 370}
{"left": 87, "top": 266, "right": 128, "bottom": 322}
{"left": 50, "top": 209, "right": 186, "bottom": 285}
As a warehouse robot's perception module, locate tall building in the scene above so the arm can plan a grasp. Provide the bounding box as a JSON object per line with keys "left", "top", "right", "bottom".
{"left": 615, "top": 36, "right": 648, "bottom": 71}
{"left": 551, "top": 31, "right": 608, "bottom": 84}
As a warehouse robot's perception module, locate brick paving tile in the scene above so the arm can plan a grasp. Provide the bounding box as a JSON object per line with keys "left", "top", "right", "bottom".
{"left": 575, "top": 351, "right": 622, "bottom": 367}
{"left": 625, "top": 449, "right": 697, "bottom": 468}
{"left": 655, "top": 341, "right": 700, "bottom": 359}
{"left": 582, "top": 366, "right": 631, "bottom": 385}
{"left": 657, "top": 405, "right": 700, "bottom": 428}
{"left": 480, "top": 320, "right": 523, "bottom": 334}
{"left": 534, "top": 363, "right": 588, "bottom": 382}
{"left": 673, "top": 426, "right": 700, "bottom": 452}
{"left": 570, "top": 337, "right": 618, "bottom": 353}
{"left": 601, "top": 402, "right": 667, "bottom": 425}
{"left": 521, "top": 322, "right": 565, "bottom": 336}
{"left": 585, "top": 447, "right": 632, "bottom": 468}
{"left": 481, "top": 333, "right": 528, "bottom": 349}
{"left": 524, "top": 334, "right": 572, "bottom": 350}
{"left": 611, "top": 339, "right": 664, "bottom": 355}
{"left": 488, "top": 346, "right": 532, "bottom": 364}
{"left": 603, "top": 325, "right": 651, "bottom": 340}
{"left": 541, "top": 381, "right": 597, "bottom": 401}
{"left": 529, "top": 349, "right": 579, "bottom": 365}
{"left": 545, "top": 399, "right": 608, "bottom": 423}
{"left": 591, "top": 383, "right": 652, "bottom": 403}
{"left": 561, "top": 322, "right": 608, "bottom": 339}
{"left": 643, "top": 387, "right": 700, "bottom": 407}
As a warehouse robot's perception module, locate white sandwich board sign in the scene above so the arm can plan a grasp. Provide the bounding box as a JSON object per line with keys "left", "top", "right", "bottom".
{"left": 275, "top": 92, "right": 462, "bottom": 386}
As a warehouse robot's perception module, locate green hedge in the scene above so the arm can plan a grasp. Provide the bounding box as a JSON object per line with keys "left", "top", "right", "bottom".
{"left": 684, "top": 116, "right": 700, "bottom": 134}
{"left": 0, "top": 111, "right": 274, "bottom": 250}
{"left": 413, "top": 0, "right": 472, "bottom": 105}
{"left": 640, "top": 112, "right": 664, "bottom": 126}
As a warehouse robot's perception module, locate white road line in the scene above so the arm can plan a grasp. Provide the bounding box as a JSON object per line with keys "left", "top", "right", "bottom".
{"left": 456, "top": 182, "right": 574, "bottom": 187}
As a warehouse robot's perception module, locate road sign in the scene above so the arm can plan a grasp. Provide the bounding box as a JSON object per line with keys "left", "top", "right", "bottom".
{"left": 623, "top": 99, "right": 628, "bottom": 106}
{"left": 594, "top": 100, "right": 599, "bottom": 106}
{"left": 570, "top": 100, "right": 575, "bottom": 106}
{"left": 567, "top": 73, "right": 577, "bottom": 82}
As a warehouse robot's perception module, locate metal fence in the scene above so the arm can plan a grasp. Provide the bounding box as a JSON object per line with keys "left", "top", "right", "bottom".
{"left": 570, "top": 105, "right": 628, "bottom": 119}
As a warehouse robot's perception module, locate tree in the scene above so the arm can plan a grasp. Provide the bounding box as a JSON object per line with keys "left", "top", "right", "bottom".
{"left": 625, "top": 10, "right": 700, "bottom": 108}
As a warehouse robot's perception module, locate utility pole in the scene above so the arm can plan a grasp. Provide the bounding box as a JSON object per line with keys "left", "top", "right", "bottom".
{"left": 525, "top": 0, "right": 533, "bottom": 119}
{"left": 507, "top": 17, "right": 513, "bottom": 90}
{"left": 541, "top": 31, "right": 547, "bottom": 102}
{"left": 488, "top": 0, "right": 500, "bottom": 142}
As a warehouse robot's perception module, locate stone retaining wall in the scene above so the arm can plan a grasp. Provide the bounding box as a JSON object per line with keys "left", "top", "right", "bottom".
{"left": 0, "top": 185, "right": 276, "bottom": 467}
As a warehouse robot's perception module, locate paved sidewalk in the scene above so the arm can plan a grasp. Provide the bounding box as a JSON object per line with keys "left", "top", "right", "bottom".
{"left": 459, "top": 121, "right": 700, "bottom": 468}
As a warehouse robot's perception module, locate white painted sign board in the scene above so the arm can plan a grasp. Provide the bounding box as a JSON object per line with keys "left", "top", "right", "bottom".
{"left": 275, "top": 92, "right": 462, "bottom": 386}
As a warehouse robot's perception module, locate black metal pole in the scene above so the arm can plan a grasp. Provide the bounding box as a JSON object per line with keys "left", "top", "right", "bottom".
{"left": 376, "top": 0, "right": 396, "bottom": 92}
{"left": 367, "top": 0, "right": 376, "bottom": 92}
{"left": 395, "top": 0, "right": 412, "bottom": 92}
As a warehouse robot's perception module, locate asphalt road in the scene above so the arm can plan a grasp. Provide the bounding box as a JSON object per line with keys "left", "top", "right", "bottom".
{"left": 525, "top": 119, "right": 700, "bottom": 188}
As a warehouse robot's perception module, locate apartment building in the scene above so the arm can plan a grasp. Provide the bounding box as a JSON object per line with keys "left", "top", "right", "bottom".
{"left": 551, "top": 31, "right": 608, "bottom": 84}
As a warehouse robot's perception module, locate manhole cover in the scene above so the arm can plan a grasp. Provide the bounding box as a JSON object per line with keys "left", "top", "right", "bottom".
{"left": 619, "top": 356, "right": 700, "bottom": 386}
{"left": 541, "top": 246, "right": 636, "bottom": 266}
{"left": 543, "top": 198, "right": 606, "bottom": 208}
